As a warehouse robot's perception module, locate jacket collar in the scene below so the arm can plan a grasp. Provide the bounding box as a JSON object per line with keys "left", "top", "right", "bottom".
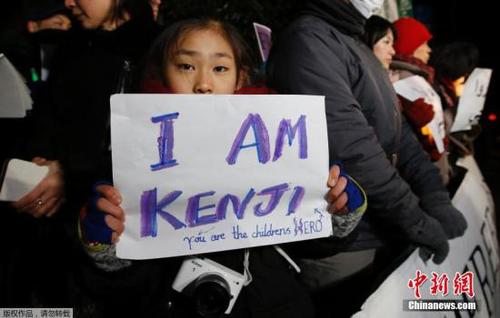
{"left": 392, "top": 54, "right": 435, "bottom": 84}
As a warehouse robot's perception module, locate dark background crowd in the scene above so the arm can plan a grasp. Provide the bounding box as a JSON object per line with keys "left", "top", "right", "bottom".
{"left": 411, "top": 0, "right": 500, "bottom": 232}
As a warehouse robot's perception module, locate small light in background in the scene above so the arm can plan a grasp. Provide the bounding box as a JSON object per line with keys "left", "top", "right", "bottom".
{"left": 488, "top": 113, "right": 497, "bottom": 122}
{"left": 453, "top": 76, "right": 466, "bottom": 97}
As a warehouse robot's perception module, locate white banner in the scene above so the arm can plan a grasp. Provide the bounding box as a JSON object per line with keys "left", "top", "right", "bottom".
{"left": 450, "top": 68, "right": 493, "bottom": 133}
{"left": 353, "top": 155, "right": 499, "bottom": 317}
{"left": 111, "top": 94, "right": 331, "bottom": 259}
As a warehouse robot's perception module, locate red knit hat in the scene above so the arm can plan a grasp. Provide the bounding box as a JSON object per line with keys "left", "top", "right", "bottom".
{"left": 393, "top": 17, "right": 433, "bottom": 56}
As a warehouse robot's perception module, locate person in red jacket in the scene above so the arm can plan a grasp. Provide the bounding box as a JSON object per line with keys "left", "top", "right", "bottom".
{"left": 391, "top": 17, "right": 451, "bottom": 184}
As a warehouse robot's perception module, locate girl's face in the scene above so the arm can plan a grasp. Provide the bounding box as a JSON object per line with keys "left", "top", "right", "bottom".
{"left": 65, "top": 0, "right": 115, "bottom": 30}
{"left": 165, "top": 28, "right": 241, "bottom": 94}
{"left": 372, "top": 29, "right": 395, "bottom": 70}
{"left": 413, "top": 41, "right": 432, "bottom": 64}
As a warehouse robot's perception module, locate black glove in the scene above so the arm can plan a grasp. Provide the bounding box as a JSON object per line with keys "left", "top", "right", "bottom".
{"left": 419, "top": 192, "right": 467, "bottom": 239}
{"left": 407, "top": 214, "right": 450, "bottom": 264}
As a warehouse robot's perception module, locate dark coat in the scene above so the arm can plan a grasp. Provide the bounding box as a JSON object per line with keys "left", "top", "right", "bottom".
{"left": 267, "top": 0, "right": 448, "bottom": 253}
{"left": 17, "top": 12, "right": 159, "bottom": 311}
{"left": 78, "top": 247, "right": 314, "bottom": 318}
{"left": 37, "top": 18, "right": 158, "bottom": 210}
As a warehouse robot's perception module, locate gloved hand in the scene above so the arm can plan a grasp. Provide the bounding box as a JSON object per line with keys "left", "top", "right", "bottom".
{"left": 327, "top": 162, "right": 367, "bottom": 238}
{"left": 327, "top": 161, "right": 366, "bottom": 214}
{"left": 407, "top": 214, "right": 450, "bottom": 264}
{"left": 419, "top": 192, "right": 467, "bottom": 239}
{"left": 80, "top": 182, "right": 115, "bottom": 245}
{"left": 400, "top": 97, "right": 435, "bottom": 128}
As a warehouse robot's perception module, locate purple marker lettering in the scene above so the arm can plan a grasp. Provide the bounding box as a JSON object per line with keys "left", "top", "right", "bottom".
{"left": 140, "top": 188, "right": 157, "bottom": 237}
{"left": 140, "top": 188, "right": 185, "bottom": 237}
{"left": 186, "top": 191, "right": 217, "bottom": 227}
{"left": 216, "top": 189, "right": 256, "bottom": 220}
{"left": 226, "top": 114, "right": 270, "bottom": 165}
{"left": 150, "top": 112, "right": 179, "bottom": 171}
{"left": 254, "top": 183, "right": 289, "bottom": 216}
{"left": 287, "top": 186, "right": 305, "bottom": 215}
{"left": 273, "top": 115, "right": 308, "bottom": 161}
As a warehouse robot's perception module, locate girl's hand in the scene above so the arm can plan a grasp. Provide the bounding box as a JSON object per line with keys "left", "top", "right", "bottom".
{"left": 326, "top": 165, "right": 348, "bottom": 214}
{"left": 13, "top": 158, "right": 65, "bottom": 218}
{"left": 94, "top": 184, "right": 125, "bottom": 244}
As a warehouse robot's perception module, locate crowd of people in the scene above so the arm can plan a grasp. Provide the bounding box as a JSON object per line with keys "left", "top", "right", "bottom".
{"left": 0, "top": 0, "right": 482, "bottom": 317}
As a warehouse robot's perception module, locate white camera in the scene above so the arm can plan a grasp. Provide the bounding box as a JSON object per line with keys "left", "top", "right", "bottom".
{"left": 172, "top": 257, "right": 246, "bottom": 316}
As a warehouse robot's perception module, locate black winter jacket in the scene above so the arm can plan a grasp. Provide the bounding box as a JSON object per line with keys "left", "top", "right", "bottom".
{"left": 37, "top": 18, "right": 157, "bottom": 210}
{"left": 267, "top": 0, "right": 448, "bottom": 253}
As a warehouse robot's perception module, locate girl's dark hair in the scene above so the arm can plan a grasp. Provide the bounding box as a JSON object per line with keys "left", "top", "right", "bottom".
{"left": 430, "top": 42, "right": 480, "bottom": 81}
{"left": 110, "top": 0, "right": 153, "bottom": 24}
{"left": 139, "top": 17, "right": 255, "bottom": 89}
{"left": 363, "top": 15, "right": 397, "bottom": 49}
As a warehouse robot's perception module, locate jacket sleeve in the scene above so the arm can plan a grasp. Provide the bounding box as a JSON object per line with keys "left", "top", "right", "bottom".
{"left": 397, "top": 115, "right": 448, "bottom": 197}
{"left": 267, "top": 23, "right": 426, "bottom": 233}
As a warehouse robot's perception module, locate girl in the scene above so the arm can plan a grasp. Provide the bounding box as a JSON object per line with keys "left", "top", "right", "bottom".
{"left": 81, "top": 18, "right": 366, "bottom": 318}
{"left": 363, "top": 15, "right": 396, "bottom": 71}
{"left": 363, "top": 16, "right": 435, "bottom": 140}
{"left": 390, "top": 17, "right": 450, "bottom": 179}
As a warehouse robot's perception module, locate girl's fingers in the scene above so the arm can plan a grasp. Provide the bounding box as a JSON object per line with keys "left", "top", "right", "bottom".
{"left": 327, "top": 176, "right": 348, "bottom": 202}
{"left": 96, "top": 197, "right": 125, "bottom": 221}
{"left": 327, "top": 165, "right": 341, "bottom": 187}
{"left": 105, "top": 214, "right": 125, "bottom": 235}
{"left": 111, "top": 232, "right": 120, "bottom": 244}
{"left": 96, "top": 184, "right": 122, "bottom": 205}
{"left": 329, "top": 192, "right": 348, "bottom": 214}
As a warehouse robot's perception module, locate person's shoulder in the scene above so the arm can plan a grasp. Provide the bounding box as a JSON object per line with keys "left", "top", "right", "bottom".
{"left": 284, "top": 15, "right": 341, "bottom": 37}
{"left": 276, "top": 15, "right": 347, "bottom": 52}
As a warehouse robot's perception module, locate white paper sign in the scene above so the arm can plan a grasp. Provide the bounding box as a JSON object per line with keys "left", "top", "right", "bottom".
{"left": 393, "top": 75, "right": 445, "bottom": 153}
{"left": 111, "top": 94, "right": 331, "bottom": 259}
{"left": 353, "top": 155, "right": 498, "bottom": 318}
{"left": 450, "top": 68, "right": 493, "bottom": 133}
{"left": 0, "top": 159, "right": 49, "bottom": 201}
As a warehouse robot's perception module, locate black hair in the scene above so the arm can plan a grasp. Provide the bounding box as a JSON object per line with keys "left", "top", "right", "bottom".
{"left": 430, "top": 42, "right": 480, "bottom": 81}
{"left": 363, "top": 15, "right": 397, "bottom": 49}
{"left": 140, "top": 17, "right": 255, "bottom": 88}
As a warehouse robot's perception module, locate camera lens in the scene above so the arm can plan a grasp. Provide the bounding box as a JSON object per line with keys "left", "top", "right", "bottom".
{"left": 193, "top": 273, "right": 231, "bottom": 317}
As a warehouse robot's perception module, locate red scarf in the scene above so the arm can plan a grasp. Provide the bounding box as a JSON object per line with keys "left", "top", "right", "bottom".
{"left": 394, "top": 54, "right": 435, "bottom": 84}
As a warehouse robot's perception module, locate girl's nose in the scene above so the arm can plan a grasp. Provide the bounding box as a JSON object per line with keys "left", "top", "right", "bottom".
{"left": 194, "top": 72, "right": 213, "bottom": 94}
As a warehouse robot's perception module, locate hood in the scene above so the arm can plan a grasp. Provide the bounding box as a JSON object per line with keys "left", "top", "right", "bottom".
{"left": 302, "top": 0, "right": 366, "bottom": 38}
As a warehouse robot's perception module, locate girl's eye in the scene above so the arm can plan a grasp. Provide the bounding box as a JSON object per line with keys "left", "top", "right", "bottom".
{"left": 214, "top": 66, "right": 229, "bottom": 73}
{"left": 178, "top": 64, "right": 194, "bottom": 71}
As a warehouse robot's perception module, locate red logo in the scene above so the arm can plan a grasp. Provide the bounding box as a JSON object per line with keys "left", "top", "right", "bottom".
{"left": 408, "top": 271, "right": 474, "bottom": 298}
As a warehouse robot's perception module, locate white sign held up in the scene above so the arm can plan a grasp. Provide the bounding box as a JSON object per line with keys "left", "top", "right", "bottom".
{"left": 393, "top": 75, "right": 445, "bottom": 154}
{"left": 111, "top": 94, "right": 331, "bottom": 259}
{"left": 450, "top": 68, "right": 493, "bottom": 133}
